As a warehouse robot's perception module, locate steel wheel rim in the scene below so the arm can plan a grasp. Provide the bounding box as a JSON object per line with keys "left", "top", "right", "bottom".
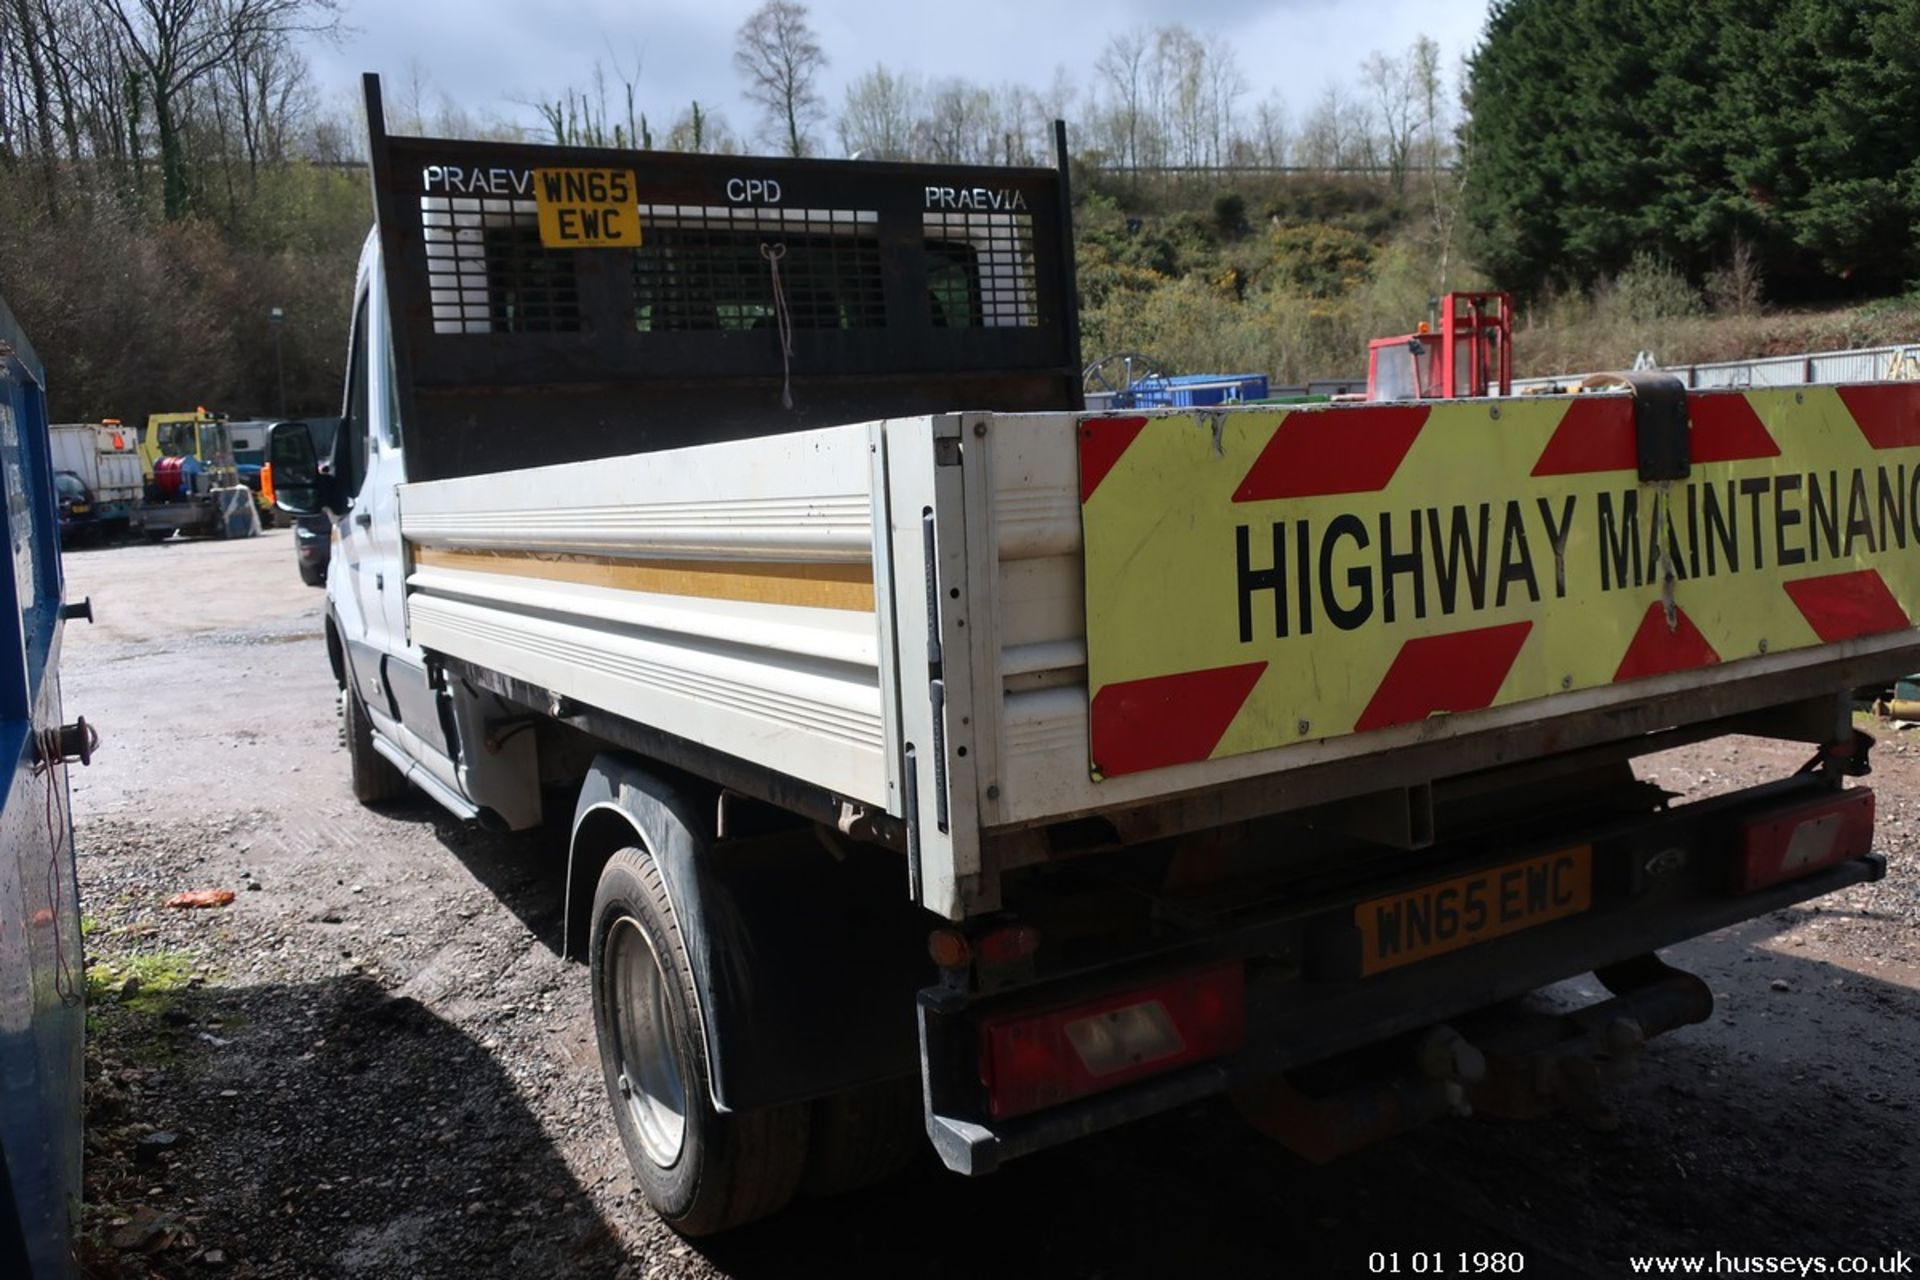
{"left": 607, "top": 915, "right": 688, "bottom": 1168}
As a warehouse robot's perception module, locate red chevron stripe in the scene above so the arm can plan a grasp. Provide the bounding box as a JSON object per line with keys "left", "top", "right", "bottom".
{"left": 1529, "top": 396, "right": 1636, "bottom": 476}
{"left": 1836, "top": 384, "right": 1920, "bottom": 450}
{"left": 1689, "top": 393, "right": 1781, "bottom": 463}
{"left": 1353, "top": 621, "right": 1533, "bottom": 733}
{"left": 1090, "top": 661, "right": 1268, "bottom": 777}
{"left": 1782, "top": 569, "right": 1910, "bottom": 643}
{"left": 1531, "top": 392, "right": 1781, "bottom": 478}
{"left": 1078, "top": 415, "right": 1149, "bottom": 503}
{"left": 1613, "top": 603, "right": 1721, "bottom": 682}
{"left": 1232, "top": 405, "right": 1429, "bottom": 502}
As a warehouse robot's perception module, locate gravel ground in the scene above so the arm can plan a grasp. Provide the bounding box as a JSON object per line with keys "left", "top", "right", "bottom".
{"left": 64, "top": 530, "right": 1920, "bottom": 1278}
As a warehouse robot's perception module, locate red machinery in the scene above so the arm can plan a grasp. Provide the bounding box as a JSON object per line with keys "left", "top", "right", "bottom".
{"left": 152, "top": 454, "right": 189, "bottom": 498}
{"left": 1366, "top": 291, "right": 1513, "bottom": 401}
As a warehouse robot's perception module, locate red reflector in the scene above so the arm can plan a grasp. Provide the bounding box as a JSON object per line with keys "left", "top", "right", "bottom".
{"left": 977, "top": 963, "right": 1244, "bottom": 1120}
{"left": 1734, "top": 788, "right": 1874, "bottom": 893}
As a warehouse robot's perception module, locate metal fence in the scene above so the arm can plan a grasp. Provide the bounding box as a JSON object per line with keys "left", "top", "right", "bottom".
{"left": 1513, "top": 342, "right": 1920, "bottom": 393}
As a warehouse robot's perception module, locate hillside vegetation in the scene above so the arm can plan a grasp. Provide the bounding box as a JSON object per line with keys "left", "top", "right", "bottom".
{"left": 1079, "top": 179, "right": 1920, "bottom": 384}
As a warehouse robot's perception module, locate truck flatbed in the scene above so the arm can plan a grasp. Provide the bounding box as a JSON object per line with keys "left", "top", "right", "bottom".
{"left": 402, "top": 386, "right": 1920, "bottom": 918}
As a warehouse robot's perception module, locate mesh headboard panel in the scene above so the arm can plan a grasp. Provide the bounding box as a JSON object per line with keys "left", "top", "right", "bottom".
{"left": 364, "top": 75, "right": 1083, "bottom": 483}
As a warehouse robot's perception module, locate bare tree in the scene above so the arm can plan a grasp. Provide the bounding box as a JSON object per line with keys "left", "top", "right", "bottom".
{"left": 1154, "top": 25, "right": 1206, "bottom": 167}
{"left": 91, "top": 0, "right": 339, "bottom": 219}
{"left": 1093, "top": 28, "right": 1150, "bottom": 168}
{"left": 1201, "top": 30, "right": 1244, "bottom": 167}
{"left": 394, "top": 57, "right": 430, "bottom": 134}
{"left": 6, "top": 0, "right": 65, "bottom": 212}
{"left": 221, "top": 31, "right": 305, "bottom": 184}
{"left": 665, "top": 101, "right": 738, "bottom": 154}
{"left": 732, "top": 0, "right": 825, "bottom": 157}
{"left": 1429, "top": 50, "right": 1470, "bottom": 292}
{"left": 1362, "top": 45, "right": 1422, "bottom": 194}
{"left": 916, "top": 77, "right": 992, "bottom": 164}
{"left": 527, "top": 56, "right": 650, "bottom": 149}
{"left": 1249, "top": 91, "right": 1287, "bottom": 168}
{"left": 1412, "top": 34, "right": 1444, "bottom": 178}
{"left": 1036, "top": 63, "right": 1076, "bottom": 147}
{"left": 837, "top": 63, "right": 916, "bottom": 159}
{"left": 1297, "top": 84, "right": 1355, "bottom": 170}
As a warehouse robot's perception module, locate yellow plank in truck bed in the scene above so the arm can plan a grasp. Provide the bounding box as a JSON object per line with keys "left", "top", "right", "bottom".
{"left": 1080, "top": 384, "right": 1920, "bottom": 780}
{"left": 412, "top": 546, "right": 875, "bottom": 612}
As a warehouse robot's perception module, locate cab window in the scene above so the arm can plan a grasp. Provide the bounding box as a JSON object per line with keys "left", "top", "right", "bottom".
{"left": 383, "top": 326, "right": 403, "bottom": 449}
{"left": 158, "top": 422, "right": 196, "bottom": 456}
{"left": 197, "top": 423, "right": 230, "bottom": 461}
{"left": 339, "top": 292, "right": 370, "bottom": 494}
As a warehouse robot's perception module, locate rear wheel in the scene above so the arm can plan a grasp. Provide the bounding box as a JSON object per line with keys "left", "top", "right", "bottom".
{"left": 341, "top": 685, "right": 407, "bottom": 805}
{"left": 298, "top": 558, "right": 326, "bottom": 587}
{"left": 590, "top": 847, "right": 810, "bottom": 1234}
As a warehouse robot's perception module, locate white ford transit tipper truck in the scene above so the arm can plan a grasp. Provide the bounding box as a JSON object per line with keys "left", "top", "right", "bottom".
{"left": 270, "top": 76, "right": 1916, "bottom": 1234}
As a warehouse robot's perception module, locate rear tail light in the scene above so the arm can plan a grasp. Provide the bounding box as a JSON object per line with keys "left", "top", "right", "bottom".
{"left": 977, "top": 963, "right": 1244, "bottom": 1120}
{"left": 1734, "top": 788, "right": 1874, "bottom": 893}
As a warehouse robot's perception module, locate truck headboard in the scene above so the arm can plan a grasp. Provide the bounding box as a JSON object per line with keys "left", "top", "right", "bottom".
{"left": 363, "top": 74, "right": 1084, "bottom": 484}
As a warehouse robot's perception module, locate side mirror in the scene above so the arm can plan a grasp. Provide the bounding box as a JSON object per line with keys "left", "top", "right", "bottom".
{"left": 268, "top": 421, "right": 338, "bottom": 515}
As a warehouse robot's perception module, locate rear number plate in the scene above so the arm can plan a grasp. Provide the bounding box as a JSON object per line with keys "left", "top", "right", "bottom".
{"left": 1354, "top": 846, "right": 1592, "bottom": 976}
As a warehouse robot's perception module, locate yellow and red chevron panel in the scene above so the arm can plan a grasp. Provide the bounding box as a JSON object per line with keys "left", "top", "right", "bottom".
{"left": 1079, "top": 385, "right": 1920, "bottom": 779}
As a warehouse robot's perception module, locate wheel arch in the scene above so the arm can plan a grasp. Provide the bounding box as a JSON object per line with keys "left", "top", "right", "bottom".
{"left": 323, "top": 609, "right": 347, "bottom": 690}
{"left": 566, "top": 751, "right": 928, "bottom": 1116}
{"left": 567, "top": 753, "right": 727, "bottom": 1110}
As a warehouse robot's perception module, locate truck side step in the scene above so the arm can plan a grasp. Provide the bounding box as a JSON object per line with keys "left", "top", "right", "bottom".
{"left": 370, "top": 732, "right": 478, "bottom": 820}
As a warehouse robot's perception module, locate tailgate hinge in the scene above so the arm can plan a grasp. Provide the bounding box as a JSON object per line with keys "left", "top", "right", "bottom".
{"left": 1620, "top": 371, "right": 1690, "bottom": 482}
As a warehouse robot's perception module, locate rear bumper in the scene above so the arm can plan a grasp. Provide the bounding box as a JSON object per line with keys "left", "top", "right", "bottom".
{"left": 919, "top": 780, "right": 1882, "bottom": 1175}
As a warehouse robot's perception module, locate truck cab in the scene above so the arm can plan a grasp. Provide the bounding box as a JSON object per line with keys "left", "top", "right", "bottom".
{"left": 285, "top": 234, "right": 450, "bottom": 805}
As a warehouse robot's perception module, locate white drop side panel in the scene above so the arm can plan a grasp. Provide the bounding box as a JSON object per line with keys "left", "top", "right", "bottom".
{"left": 399, "top": 423, "right": 896, "bottom": 809}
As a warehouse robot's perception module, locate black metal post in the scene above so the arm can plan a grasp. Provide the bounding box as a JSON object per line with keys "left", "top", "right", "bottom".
{"left": 269, "top": 306, "right": 286, "bottom": 415}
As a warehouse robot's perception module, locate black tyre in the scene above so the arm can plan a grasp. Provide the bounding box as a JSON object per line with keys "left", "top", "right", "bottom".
{"left": 590, "top": 847, "right": 810, "bottom": 1235}
{"left": 341, "top": 685, "right": 407, "bottom": 805}
{"left": 801, "top": 1075, "right": 923, "bottom": 1197}
{"left": 298, "top": 559, "right": 326, "bottom": 588}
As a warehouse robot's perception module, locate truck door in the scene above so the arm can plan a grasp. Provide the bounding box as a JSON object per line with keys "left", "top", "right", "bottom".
{"left": 338, "top": 268, "right": 454, "bottom": 768}
{"left": 359, "top": 269, "right": 411, "bottom": 673}
{"left": 334, "top": 288, "right": 386, "bottom": 708}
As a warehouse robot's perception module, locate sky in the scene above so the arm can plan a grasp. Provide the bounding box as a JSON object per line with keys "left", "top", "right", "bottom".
{"left": 304, "top": 0, "right": 1494, "bottom": 150}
